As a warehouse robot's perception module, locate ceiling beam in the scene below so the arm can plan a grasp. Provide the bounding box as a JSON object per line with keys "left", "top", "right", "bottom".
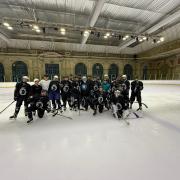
{"left": 118, "top": 8, "right": 180, "bottom": 50}
{"left": 81, "top": 0, "right": 106, "bottom": 44}
{"left": 90, "top": 0, "right": 163, "bottom": 15}
{"left": 0, "top": 30, "right": 9, "bottom": 44}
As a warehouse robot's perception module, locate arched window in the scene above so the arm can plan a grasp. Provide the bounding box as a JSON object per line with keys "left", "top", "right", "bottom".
{"left": 92, "top": 63, "right": 103, "bottom": 79}
{"left": 143, "top": 65, "right": 148, "bottom": 80}
{"left": 108, "top": 64, "right": 119, "bottom": 80}
{"left": 45, "top": 64, "right": 59, "bottom": 80}
{"left": 75, "top": 63, "right": 87, "bottom": 76}
{"left": 0, "top": 63, "right": 4, "bottom": 82}
{"left": 12, "top": 61, "right": 28, "bottom": 82}
{"left": 123, "top": 64, "right": 133, "bottom": 80}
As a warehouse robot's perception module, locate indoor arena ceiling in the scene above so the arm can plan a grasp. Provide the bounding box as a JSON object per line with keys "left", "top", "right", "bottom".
{"left": 0, "top": 0, "right": 180, "bottom": 54}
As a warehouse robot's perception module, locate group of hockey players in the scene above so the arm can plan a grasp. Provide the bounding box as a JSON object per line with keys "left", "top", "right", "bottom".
{"left": 9, "top": 73, "right": 143, "bottom": 124}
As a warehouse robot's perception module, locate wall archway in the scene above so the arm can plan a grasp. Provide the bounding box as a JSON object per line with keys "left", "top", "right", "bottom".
{"left": 12, "top": 61, "right": 28, "bottom": 82}
{"left": 123, "top": 64, "right": 133, "bottom": 80}
{"left": 75, "top": 63, "right": 87, "bottom": 76}
{"left": 92, "top": 63, "right": 103, "bottom": 79}
{"left": 108, "top": 64, "right": 119, "bottom": 80}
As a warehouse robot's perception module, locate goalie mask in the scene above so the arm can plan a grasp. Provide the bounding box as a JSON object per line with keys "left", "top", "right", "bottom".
{"left": 36, "top": 101, "right": 43, "bottom": 109}
{"left": 19, "top": 87, "right": 27, "bottom": 96}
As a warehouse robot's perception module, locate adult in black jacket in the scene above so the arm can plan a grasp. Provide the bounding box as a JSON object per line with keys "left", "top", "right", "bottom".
{"left": 130, "top": 76, "right": 143, "bottom": 109}
{"left": 60, "top": 76, "right": 72, "bottom": 110}
{"left": 10, "top": 76, "right": 31, "bottom": 119}
{"left": 30, "top": 78, "right": 42, "bottom": 98}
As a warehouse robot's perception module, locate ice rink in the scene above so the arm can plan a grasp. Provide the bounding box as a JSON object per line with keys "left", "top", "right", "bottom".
{"left": 0, "top": 83, "right": 180, "bottom": 180}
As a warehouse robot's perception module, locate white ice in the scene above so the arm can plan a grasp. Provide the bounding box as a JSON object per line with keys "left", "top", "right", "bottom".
{"left": 0, "top": 84, "right": 180, "bottom": 180}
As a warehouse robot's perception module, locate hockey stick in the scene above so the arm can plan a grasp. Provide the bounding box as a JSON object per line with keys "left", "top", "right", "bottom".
{"left": 55, "top": 114, "right": 73, "bottom": 120}
{"left": 0, "top": 100, "right": 15, "bottom": 114}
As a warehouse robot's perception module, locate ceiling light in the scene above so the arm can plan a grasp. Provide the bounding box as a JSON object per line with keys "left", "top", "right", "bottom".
{"left": 3, "top": 22, "right": 10, "bottom": 27}
{"left": 61, "top": 31, "right": 66, "bottom": 35}
{"left": 33, "top": 25, "right": 39, "bottom": 30}
{"left": 84, "top": 33, "right": 88, "bottom": 37}
{"left": 139, "top": 39, "right": 143, "bottom": 42}
{"left": 160, "top": 37, "right": 165, "bottom": 42}
{"left": 106, "top": 32, "right": 110, "bottom": 37}
{"left": 104, "top": 35, "right": 108, "bottom": 39}
{"left": 125, "top": 35, "right": 129, "bottom": 38}
{"left": 143, "top": 36, "right": 147, "bottom": 40}
{"left": 7, "top": 26, "right": 13, "bottom": 30}
{"left": 157, "top": 40, "right": 161, "bottom": 43}
{"left": 36, "top": 29, "right": 41, "bottom": 33}
{"left": 60, "top": 28, "right": 66, "bottom": 32}
{"left": 122, "top": 37, "right": 126, "bottom": 41}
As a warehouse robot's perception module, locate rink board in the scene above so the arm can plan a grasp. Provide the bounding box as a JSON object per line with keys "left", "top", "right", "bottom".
{"left": 0, "top": 80, "right": 180, "bottom": 88}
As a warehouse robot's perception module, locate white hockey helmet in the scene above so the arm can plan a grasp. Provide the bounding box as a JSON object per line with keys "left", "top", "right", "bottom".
{"left": 82, "top": 76, "right": 87, "bottom": 81}
{"left": 122, "top": 74, "right": 127, "bottom": 79}
{"left": 34, "top": 78, "right": 39, "bottom": 82}
{"left": 53, "top": 75, "right": 59, "bottom": 80}
{"left": 22, "top": 76, "right": 29, "bottom": 82}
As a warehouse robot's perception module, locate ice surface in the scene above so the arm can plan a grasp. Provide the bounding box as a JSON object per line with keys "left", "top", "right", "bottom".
{"left": 0, "top": 84, "right": 180, "bottom": 180}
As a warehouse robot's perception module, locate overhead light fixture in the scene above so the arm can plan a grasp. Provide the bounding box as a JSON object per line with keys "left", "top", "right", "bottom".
{"left": 125, "top": 35, "right": 129, "bottom": 39}
{"left": 61, "top": 31, "right": 66, "bottom": 35}
{"left": 7, "top": 26, "right": 13, "bottom": 30}
{"left": 3, "top": 22, "right": 10, "bottom": 27}
{"left": 104, "top": 35, "right": 108, "bottom": 39}
{"left": 143, "top": 36, "right": 147, "bottom": 40}
{"left": 160, "top": 37, "right": 165, "bottom": 42}
{"left": 123, "top": 37, "right": 127, "bottom": 41}
{"left": 60, "top": 28, "right": 66, "bottom": 32}
{"left": 106, "top": 32, "right": 110, "bottom": 37}
{"left": 139, "top": 39, "right": 143, "bottom": 42}
{"left": 83, "top": 30, "right": 90, "bottom": 37}
{"left": 36, "top": 29, "right": 41, "bottom": 33}
{"left": 33, "top": 25, "right": 39, "bottom": 30}
{"left": 157, "top": 40, "right": 161, "bottom": 43}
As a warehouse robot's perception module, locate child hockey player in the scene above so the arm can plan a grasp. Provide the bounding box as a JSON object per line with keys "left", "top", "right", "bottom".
{"left": 10, "top": 76, "right": 31, "bottom": 119}
{"left": 130, "top": 76, "right": 143, "bottom": 110}
{"left": 27, "top": 90, "right": 50, "bottom": 123}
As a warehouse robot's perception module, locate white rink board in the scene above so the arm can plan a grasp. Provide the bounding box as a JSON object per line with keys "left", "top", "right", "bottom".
{"left": 0, "top": 80, "right": 180, "bottom": 88}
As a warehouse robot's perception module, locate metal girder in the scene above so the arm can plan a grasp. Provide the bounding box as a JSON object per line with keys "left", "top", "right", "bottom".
{"left": 81, "top": 0, "right": 106, "bottom": 44}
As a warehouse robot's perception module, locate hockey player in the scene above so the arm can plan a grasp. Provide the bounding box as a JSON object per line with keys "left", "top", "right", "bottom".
{"left": 70, "top": 76, "right": 81, "bottom": 110}
{"left": 92, "top": 76, "right": 101, "bottom": 92}
{"left": 102, "top": 79, "right": 111, "bottom": 93}
{"left": 89, "top": 86, "right": 107, "bottom": 115}
{"left": 27, "top": 90, "right": 50, "bottom": 123}
{"left": 48, "top": 75, "right": 61, "bottom": 112}
{"left": 30, "top": 78, "right": 42, "bottom": 98}
{"left": 111, "top": 89, "right": 127, "bottom": 119}
{"left": 10, "top": 76, "right": 31, "bottom": 119}
{"left": 130, "top": 76, "right": 143, "bottom": 110}
{"left": 80, "top": 76, "right": 90, "bottom": 110}
{"left": 60, "top": 76, "right": 72, "bottom": 110}
{"left": 39, "top": 74, "right": 51, "bottom": 92}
